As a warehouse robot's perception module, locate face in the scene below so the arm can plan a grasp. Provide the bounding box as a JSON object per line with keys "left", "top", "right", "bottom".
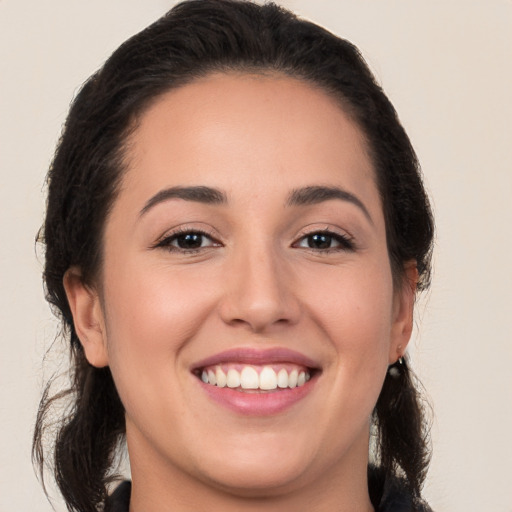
{"left": 66, "top": 73, "right": 414, "bottom": 500}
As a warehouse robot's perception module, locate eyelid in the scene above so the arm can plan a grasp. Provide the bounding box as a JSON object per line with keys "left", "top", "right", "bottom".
{"left": 151, "top": 223, "right": 355, "bottom": 253}
{"left": 292, "top": 225, "right": 356, "bottom": 251}
{"left": 151, "top": 224, "right": 222, "bottom": 251}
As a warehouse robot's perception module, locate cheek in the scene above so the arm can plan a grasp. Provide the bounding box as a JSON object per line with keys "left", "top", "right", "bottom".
{"left": 302, "top": 259, "right": 394, "bottom": 348}
{"left": 101, "top": 258, "right": 219, "bottom": 405}
{"left": 106, "top": 255, "right": 215, "bottom": 338}
{"left": 302, "top": 260, "right": 394, "bottom": 402}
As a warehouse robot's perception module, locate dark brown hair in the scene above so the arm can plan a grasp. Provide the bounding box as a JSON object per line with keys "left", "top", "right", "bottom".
{"left": 34, "top": 1, "right": 434, "bottom": 511}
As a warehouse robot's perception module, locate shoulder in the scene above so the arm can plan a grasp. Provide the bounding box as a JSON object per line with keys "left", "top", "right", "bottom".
{"left": 369, "top": 466, "right": 433, "bottom": 512}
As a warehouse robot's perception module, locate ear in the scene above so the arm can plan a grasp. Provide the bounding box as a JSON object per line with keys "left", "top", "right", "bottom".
{"left": 63, "top": 266, "right": 109, "bottom": 368}
{"left": 389, "top": 260, "right": 418, "bottom": 364}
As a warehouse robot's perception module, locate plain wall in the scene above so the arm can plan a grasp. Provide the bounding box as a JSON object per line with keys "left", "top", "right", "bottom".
{"left": 1, "top": 1, "right": 511, "bottom": 511}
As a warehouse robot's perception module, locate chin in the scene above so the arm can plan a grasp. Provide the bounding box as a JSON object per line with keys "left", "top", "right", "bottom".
{"left": 198, "top": 458, "right": 310, "bottom": 498}
{"left": 177, "top": 431, "right": 303, "bottom": 493}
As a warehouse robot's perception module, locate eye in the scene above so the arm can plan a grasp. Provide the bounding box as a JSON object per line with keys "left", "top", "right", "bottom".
{"left": 294, "top": 231, "right": 354, "bottom": 251}
{"left": 155, "top": 230, "right": 220, "bottom": 252}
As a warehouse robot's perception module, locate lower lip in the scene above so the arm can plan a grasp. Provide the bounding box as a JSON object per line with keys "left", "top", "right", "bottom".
{"left": 196, "top": 377, "right": 317, "bottom": 415}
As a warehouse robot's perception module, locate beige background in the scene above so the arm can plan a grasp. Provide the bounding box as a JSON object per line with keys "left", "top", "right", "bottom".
{"left": 1, "top": 1, "right": 511, "bottom": 511}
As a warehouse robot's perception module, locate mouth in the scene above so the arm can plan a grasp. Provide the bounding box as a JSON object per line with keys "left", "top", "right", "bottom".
{"left": 196, "top": 363, "right": 313, "bottom": 392}
{"left": 191, "top": 348, "right": 321, "bottom": 414}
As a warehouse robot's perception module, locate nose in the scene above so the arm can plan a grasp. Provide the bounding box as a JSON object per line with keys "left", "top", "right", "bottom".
{"left": 218, "top": 242, "right": 301, "bottom": 333}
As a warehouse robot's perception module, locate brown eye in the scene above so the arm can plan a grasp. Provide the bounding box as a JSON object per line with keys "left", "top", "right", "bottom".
{"left": 307, "top": 233, "right": 333, "bottom": 249}
{"left": 174, "top": 233, "right": 206, "bottom": 249}
{"left": 156, "top": 230, "right": 220, "bottom": 252}
{"left": 295, "top": 231, "right": 354, "bottom": 251}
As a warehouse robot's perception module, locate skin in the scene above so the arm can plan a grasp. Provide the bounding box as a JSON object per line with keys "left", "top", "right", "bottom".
{"left": 64, "top": 73, "right": 416, "bottom": 512}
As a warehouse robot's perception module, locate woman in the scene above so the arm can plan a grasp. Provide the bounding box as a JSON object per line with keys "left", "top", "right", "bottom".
{"left": 33, "top": 1, "right": 434, "bottom": 511}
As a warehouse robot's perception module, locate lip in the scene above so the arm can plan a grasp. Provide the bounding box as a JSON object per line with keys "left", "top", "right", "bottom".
{"left": 191, "top": 347, "right": 321, "bottom": 416}
{"left": 191, "top": 347, "right": 321, "bottom": 371}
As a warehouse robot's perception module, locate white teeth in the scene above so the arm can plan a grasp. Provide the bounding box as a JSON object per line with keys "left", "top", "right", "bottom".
{"left": 226, "top": 368, "right": 241, "bottom": 388}
{"left": 259, "top": 366, "right": 277, "bottom": 390}
{"left": 277, "top": 368, "right": 289, "bottom": 388}
{"left": 216, "top": 367, "right": 227, "bottom": 387}
{"left": 207, "top": 369, "right": 217, "bottom": 386}
{"left": 240, "top": 366, "right": 259, "bottom": 389}
{"left": 200, "top": 365, "right": 311, "bottom": 390}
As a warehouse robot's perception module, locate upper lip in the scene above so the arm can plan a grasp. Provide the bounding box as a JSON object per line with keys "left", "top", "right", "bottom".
{"left": 191, "top": 347, "right": 321, "bottom": 372}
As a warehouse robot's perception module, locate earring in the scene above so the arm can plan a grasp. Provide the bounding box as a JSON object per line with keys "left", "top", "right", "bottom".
{"left": 388, "top": 363, "right": 400, "bottom": 378}
{"left": 388, "top": 347, "right": 404, "bottom": 378}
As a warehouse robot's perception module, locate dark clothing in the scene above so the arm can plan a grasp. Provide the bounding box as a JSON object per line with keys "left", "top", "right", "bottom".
{"left": 106, "top": 481, "right": 131, "bottom": 512}
{"left": 105, "top": 470, "right": 432, "bottom": 512}
{"left": 367, "top": 467, "right": 432, "bottom": 512}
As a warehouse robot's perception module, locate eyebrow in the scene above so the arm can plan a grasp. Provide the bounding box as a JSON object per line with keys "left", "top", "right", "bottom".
{"left": 140, "top": 184, "right": 372, "bottom": 223}
{"left": 287, "top": 185, "right": 373, "bottom": 223}
{"left": 140, "top": 186, "right": 227, "bottom": 216}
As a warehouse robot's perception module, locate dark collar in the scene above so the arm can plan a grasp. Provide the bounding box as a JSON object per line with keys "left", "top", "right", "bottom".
{"left": 105, "top": 481, "right": 131, "bottom": 512}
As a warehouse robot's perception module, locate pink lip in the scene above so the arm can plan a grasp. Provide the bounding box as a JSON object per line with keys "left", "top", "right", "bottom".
{"left": 191, "top": 347, "right": 321, "bottom": 416}
{"left": 197, "top": 379, "right": 317, "bottom": 415}
{"left": 191, "top": 347, "right": 320, "bottom": 371}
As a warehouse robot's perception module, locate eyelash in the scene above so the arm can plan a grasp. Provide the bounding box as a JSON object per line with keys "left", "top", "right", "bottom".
{"left": 154, "top": 228, "right": 355, "bottom": 254}
{"left": 154, "top": 227, "right": 221, "bottom": 253}
{"left": 293, "top": 230, "right": 355, "bottom": 253}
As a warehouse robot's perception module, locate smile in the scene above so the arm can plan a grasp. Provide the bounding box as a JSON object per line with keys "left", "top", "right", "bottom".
{"left": 199, "top": 364, "right": 311, "bottom": 392}
{"left": 192, "top": 348, "right": 320, "bottom": 415}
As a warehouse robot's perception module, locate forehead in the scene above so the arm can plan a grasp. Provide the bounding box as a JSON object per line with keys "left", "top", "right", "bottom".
{"left": 120, "top": 72, "right": 379, "bottom": 214}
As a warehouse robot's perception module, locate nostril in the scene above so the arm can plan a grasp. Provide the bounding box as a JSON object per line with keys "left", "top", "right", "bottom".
{"left": 219, "top": 298, "right": 301, "bottom": 332}
{"left": 217, "top": 258, "right": 301, "bottom": 331}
